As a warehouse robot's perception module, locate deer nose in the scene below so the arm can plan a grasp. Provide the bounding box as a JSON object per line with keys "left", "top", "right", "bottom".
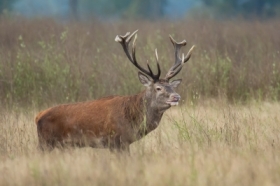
{"left": 170, "top": 94, "right": 181, "bottom": 102}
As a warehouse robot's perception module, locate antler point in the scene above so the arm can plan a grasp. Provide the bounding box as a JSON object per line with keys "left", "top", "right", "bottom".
{"left": 191, "top": 45, "right": 196, "bottom": 50}
{"left": 155, "top": 48, "right": 159, "bottom": 61}
{"left": 115, "top": 35, "right": 122, "bottom": 42}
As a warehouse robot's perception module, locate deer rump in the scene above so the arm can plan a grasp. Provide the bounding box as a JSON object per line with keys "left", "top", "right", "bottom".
{"left": 36, "top": 93, "right": 145, "bottom": 151}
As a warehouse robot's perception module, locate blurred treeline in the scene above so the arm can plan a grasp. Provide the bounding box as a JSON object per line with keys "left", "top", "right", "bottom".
{"left": 0, "top": 0, "right": 280, "bottom": 20}
{"left": 199, "top": 0, "right": 280, "bottom": 18}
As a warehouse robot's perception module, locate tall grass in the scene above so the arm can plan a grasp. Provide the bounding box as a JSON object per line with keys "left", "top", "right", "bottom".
{"left": 1, "top": 101, "right": 280, "bottom": 185}
{"left": 0, "top": 18, "right": 280, "bottom": 108}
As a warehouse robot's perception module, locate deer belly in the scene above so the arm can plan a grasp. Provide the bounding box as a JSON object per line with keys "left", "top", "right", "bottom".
{"left": 61, "top": 124, "right": 118, "bottom": 148}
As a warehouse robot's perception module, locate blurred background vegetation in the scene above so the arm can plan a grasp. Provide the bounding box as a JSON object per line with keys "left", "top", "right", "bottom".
{"left": 0, "top": 0, "right": 280, "bottom": 109}
{"left": 0, "top": 0, "right": 280, "bottom": 20}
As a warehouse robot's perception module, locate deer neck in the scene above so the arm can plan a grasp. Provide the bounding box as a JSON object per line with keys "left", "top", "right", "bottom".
{"left": 141, "top": 90, "right": 166, "bottom": 135}
{"left": 125, "top": 90, "right": 165, "bottom": 137}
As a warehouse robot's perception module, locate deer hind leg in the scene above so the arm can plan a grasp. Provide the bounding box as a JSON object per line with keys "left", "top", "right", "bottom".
{"left": 109, "top": 145, "right": 130, "bottom": 154}
{"left": 37, "top": 134, "right": 55, "bottom": 152}
{"left": 36, "top": 116, "right": 67, "bottom": 152}
{"left": 108, "top": 136, "right": 130, "bottom": 154}
{"left": 36, "top": 120, "right": 57, "bottom": 152}
{"left": 120, "top": 143, "right": 130, "bottom": 154}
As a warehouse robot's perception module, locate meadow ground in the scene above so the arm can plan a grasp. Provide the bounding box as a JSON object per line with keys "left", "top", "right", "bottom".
{"left": 1, "top": 18, "right": 280, "bottom": 185}
{"left": 1, "top": 100, "right": 280, "bottom": 186}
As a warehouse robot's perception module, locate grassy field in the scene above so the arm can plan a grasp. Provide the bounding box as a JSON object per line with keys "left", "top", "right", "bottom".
{"left": 0, "top": 18, "right": 280, "bottom": 107}
{"left": 1, "top": 17, "right": 280, "bottom": 185}
{"left": 1, "top": 100, "right": 280, "bottom": 185}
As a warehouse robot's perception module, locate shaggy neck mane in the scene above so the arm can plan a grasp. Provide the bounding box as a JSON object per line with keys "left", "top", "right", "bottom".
{"left": 122, "top": 91, "right": 145, "bottom": 124}
{"left": 122, "top": 90, "right": 164, "bottom": 138}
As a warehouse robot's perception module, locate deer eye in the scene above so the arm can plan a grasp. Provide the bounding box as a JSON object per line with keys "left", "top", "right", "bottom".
{"left": 156, "top": 87, "right": 162, "bottom": 91}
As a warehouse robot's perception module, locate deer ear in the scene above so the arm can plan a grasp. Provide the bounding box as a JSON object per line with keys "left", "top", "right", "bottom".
{"left": 138, "top": 72, "right": 152, "bottom": 87}
{"left": 170, "top": 79, "right": 182, "bottom": 88}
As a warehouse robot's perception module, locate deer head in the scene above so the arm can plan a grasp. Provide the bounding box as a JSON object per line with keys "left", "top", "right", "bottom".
{"left": 115, "top": 30, "right": 194, "bottom": 112}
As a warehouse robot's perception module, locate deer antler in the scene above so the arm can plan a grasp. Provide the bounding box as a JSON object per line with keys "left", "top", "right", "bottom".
{"left": 165, "top": 35, "right": 195, "bottom": 80}
{"left": 115, "top": 30, "right": 161, "bottom": 81}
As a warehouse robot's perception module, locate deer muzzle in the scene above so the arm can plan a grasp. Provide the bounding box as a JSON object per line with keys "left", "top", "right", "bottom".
{"left": 166, "top": 93, "right": 181, "bottom": 106}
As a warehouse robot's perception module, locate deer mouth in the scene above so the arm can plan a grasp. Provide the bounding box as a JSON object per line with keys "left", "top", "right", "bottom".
{"left": 167, "top": 101, "right": 179, "bottom": 106}
{"left": 166, "top": 100, "right": 180, "bottom": 106}
{"left": 166, "top": 94, "right": 181, "bottom": 106}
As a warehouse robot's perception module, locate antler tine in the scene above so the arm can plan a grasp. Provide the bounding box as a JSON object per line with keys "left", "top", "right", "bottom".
{"left": 115, "top": 31, "right": 137, "bottom": 66}
{"left": 146, "top": 61, "right": 155, "bottom": 78}
{"left": 145, "top": 50, "right": 161, "bottom": 79}
{"left": 154, "top": 49, "right": 161, "bottom": 79}
{"left": 169, "top": 35, "right": 187, "bottom": 67}
{"left": 145, "top": 49, "right": 161, "bottom": 80}
{"left": 165, "top": 53, "right": 184, "bottom": 80}
{"left": 165, "top": 35, "right": 195, "bottom": 80}
{"left": 170, "top": 53, "right": 185, "bottom": 78}
{"left": 116, "top": 30, "right": 161, "bottom": 81}
{"left": 131, "top": 34, "right": 153, "bottom": 76}
{"left": 115, "top": 30, "right": 150, "bottom": 76}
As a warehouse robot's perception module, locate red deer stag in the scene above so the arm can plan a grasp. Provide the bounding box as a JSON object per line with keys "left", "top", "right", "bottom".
{"left": 35, "top": 30, "right": 194, "bottom": 152}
